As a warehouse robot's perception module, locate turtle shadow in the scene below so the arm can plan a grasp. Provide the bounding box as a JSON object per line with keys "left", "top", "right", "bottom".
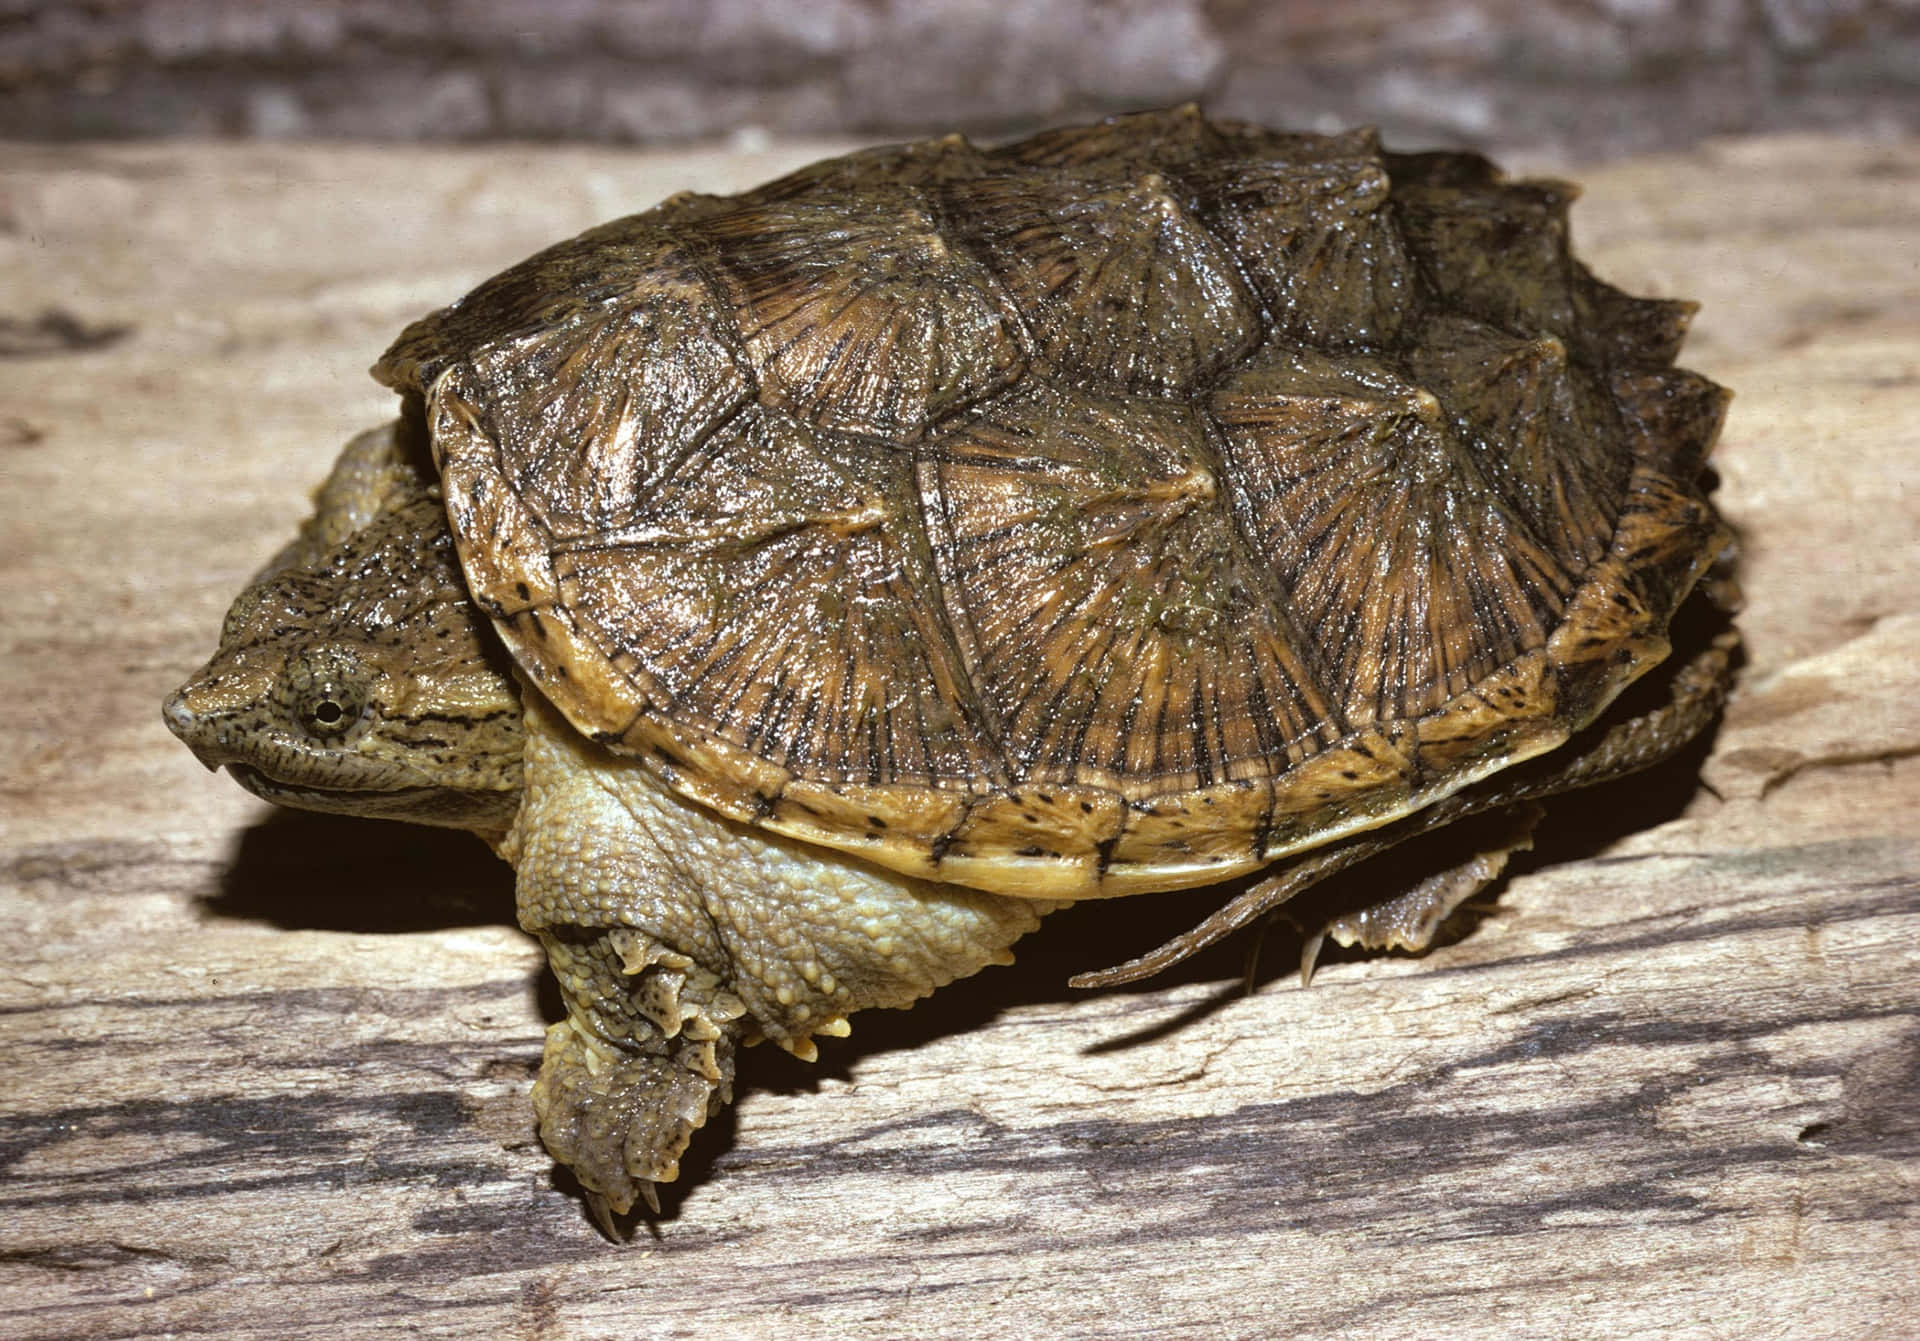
{"left": 739, "top": 874, "right": 1345, "bottom": 1117}
{"left": 202, "top": 808, "right": 516, "bottom": 932}
{"left": 195, "top": 640, "right": 1733, "bottom": 1229}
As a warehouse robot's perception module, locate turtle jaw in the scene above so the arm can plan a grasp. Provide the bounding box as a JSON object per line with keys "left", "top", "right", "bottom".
{"left": 162, "top": 682, "right": 521, "bottom": 831}
{"left": 222, "top": 761, "right": 521, "bottom": 829}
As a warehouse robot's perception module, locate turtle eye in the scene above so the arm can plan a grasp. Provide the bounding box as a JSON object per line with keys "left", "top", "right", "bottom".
{"left": 303, "top": 694, "right": 356, "bottom": 735}
{"left": 281, "top": 646, "right": 372, "bottom": 740}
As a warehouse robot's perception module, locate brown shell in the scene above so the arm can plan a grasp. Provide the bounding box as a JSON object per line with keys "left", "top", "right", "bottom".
{"left": 372, "top": 105, "right": 1730, "bottom": 900}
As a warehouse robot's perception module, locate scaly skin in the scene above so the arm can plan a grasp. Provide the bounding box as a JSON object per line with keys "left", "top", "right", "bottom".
{"left": 164, "top": 420, "right": 524, "bottom": 832}
{"left": 511, "top": 690, "right": 1051, "bottom": 1218}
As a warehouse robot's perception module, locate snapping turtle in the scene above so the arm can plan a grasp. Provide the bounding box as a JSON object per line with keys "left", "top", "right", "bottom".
{"left": 164, "top": 106, "right": 1736, "bottom": 1222}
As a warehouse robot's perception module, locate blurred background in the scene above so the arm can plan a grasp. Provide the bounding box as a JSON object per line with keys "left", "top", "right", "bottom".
{"left": 4, "top": 0, "right": 1916, "bottom": 159}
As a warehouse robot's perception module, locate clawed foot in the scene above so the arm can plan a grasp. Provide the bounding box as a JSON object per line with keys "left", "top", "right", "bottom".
{"left": 530, "top": 1016, "right": 738, "bottom": 1222}
{"left": 1299, "top": 803, "right": 1541, "bottom": 985}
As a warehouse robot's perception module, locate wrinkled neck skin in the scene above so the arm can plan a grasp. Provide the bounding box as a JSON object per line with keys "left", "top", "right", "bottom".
{"left": 163, "top": 419, "right": 525, "bottom": 834}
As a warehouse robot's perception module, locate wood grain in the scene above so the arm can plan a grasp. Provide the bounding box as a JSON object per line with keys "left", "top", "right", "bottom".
{"left": 2, "top": 134, "right": 1916, "bottom": 1339}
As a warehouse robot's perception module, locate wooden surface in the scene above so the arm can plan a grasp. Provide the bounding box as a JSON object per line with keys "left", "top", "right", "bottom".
{"left": 2, "top": 135, "right": 1917, "bottom": 1339}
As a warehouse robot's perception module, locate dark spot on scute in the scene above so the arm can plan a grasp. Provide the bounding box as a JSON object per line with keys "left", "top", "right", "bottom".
{"left": 867, "top": 814, "right": 887, "bottom": 829}
{"left": 1021, "top": 813, "right": 1039, "bottom": 825}
{"left": 516, "top": 582, "right": 531, "bottom": 600}
{"left": 1340, "top": 770, "right": 1359, "bottom": 780}
{"left": 1079, "top": 801, "right": 1094, "bottom": 814}
{"left": 1015, "top": 845, "right": 1048, "bottom": 857}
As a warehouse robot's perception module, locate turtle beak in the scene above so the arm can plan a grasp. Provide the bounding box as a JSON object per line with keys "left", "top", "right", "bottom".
{"left": 162, "top": 669, "right": 269, "bottom": 771}
{"left": 161, "top": 684, "right": 223, "bottom": 770}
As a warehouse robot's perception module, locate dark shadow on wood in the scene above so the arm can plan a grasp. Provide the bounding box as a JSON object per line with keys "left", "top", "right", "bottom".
{"left": 201, "top": 808, "right": 515, "bottom": 933}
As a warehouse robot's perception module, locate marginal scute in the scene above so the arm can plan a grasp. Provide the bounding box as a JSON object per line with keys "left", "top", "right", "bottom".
{"left": 1573, "top": 261, "right": 1699, "bottom": 367}
{"left": 1408, "top": 653, "right": 1566, "bottom": 780}
{"left": 1383, "top": 148, "right": 1503, "bottom": 189}
{"left": 935, "top": 787, "right": 1127, "bottom": 897}
{"left": 1610, "top": 367, "right": 1732, "bottom": 476}
{"left": 1101, "top": 782, "right": 1273, "bottom": 893}
{"left": 1259, "top": 731, "right": 1414, "bottom": 859}
{"left": 1545, "top": 462, "right": 1724, "bottom": 723}
{"left": 431, "top": 372, "right": 559, "bottom": 617}
{"left": 1603, "top": 463, "right": 1726, "bottom": 617}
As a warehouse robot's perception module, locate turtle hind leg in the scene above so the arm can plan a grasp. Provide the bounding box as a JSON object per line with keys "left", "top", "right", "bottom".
{"left": 1296, "top": 802, "right": 1543, "bottom": 986}
{"left": 1073, "top": 595, "right": 1738, "bottom": 990}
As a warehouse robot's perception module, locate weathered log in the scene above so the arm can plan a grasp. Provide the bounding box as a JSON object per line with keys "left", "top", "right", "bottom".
{"left": 1, "top": 134, "right": 1915, "bottom": 1337}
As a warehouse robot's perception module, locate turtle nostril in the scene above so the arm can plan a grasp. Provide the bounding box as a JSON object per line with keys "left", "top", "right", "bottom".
{"left": 162, "top": 685, "right": 230, "bottom": 770}
{"left": 161, "top": 689, "right": 197, "bottom": 740}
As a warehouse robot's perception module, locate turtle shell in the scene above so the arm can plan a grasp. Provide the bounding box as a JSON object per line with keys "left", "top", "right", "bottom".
{"left": 372, "top": 105, "right": 1730, "bottom": 900}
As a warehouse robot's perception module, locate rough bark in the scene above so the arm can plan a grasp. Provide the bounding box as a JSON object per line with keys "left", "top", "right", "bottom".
{"left": 1, "top": 133, "right": 1916, "bottom": 1337}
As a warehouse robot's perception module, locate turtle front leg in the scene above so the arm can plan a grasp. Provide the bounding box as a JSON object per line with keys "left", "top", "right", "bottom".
{"left": 508, "top": 693, "right": 1054, "bottom": 1221}
{"left": 530, "top": 926, "right": 745, "bottom": 1221}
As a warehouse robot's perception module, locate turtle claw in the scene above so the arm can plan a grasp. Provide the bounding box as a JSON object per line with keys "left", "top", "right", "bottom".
{"left": 1299, "top": 927, "right": 1328, "bottom": 988}
{"left": 583, "top": 1180, "right": 658, "bottom": 1239}
{"left": 586, "top": 1190, "right": 623, "bottom": 1241}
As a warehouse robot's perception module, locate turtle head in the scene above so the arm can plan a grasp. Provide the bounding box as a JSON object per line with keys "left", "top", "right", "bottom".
{"left": 164, "top": 428, "right": 525, "bottom": 833}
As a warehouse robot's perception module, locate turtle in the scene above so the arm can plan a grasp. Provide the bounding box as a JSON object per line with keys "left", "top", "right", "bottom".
{"left": 164, "top": 105, "right": 1738, "bottom": 1225}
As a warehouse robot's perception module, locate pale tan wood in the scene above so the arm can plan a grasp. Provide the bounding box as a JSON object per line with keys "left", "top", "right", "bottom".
{"left": 1, "top": 134, "right": 1916, "bottom": 1339}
